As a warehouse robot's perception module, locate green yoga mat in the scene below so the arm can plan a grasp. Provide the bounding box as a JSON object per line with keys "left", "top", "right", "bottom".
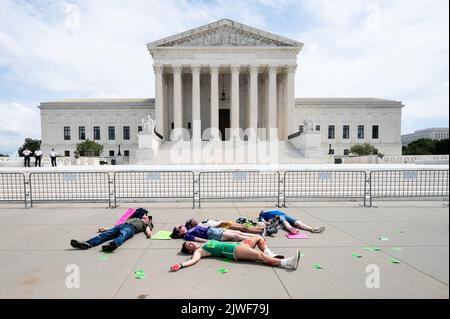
{"left": 151, "top": 231, "right": 172, "bottom": 240}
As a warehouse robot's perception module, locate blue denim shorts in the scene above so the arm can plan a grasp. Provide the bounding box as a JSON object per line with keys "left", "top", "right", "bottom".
{"left": 207, "top": 227, "right": 224, "bottom": 241}
{"left": 279, "top": 214, "right": 297, "bottom": 226}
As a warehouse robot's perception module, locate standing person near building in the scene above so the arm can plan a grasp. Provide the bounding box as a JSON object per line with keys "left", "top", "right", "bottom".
{"left": 22, "top": 148, "right": 32, "bottom": 167}
{"left": 50, "top": 148, "right": 57, "bottom": 167}
{"left": 34, "top": 149, "right": 43, "bottom": 167}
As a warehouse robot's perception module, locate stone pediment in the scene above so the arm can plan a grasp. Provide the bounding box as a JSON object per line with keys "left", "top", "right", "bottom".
{"left": 147, "top": 19, "right": 303, "bottom": 48}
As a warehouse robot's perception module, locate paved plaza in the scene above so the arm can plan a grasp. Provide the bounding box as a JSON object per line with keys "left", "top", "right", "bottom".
{"left": 0, "top": 200, "right": 448, "bottom": 299}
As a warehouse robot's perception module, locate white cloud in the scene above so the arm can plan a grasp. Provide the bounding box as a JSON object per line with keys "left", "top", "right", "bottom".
{"left": 0, "top": 0, "right": 448, "bottom": 153}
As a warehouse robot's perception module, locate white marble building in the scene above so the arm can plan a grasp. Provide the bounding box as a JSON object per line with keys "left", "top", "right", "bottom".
{"left": 402, "top": 128, "right": 449, "bottom": 146}
{"left": 39, "top": 19, "right": 404, "bottom": 162}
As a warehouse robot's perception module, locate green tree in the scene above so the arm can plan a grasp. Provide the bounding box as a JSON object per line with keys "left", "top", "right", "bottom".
{"left": 76, "top": 140, "right": 104, "bottom": 157}
{"left": 350, "top": 143, "right": 377, "bottom": 156}
{"left": 402, "top": 138, "right": 436, "bottom": 155}
{"left": 17, "top": 138, "right": 41, "bottom": 157}
{"left": 434, "top": 139, "right": 449, "bottom": 154}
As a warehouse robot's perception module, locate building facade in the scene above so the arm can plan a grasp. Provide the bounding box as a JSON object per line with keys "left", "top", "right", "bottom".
{"left": 402, "top": 128, "right": 449, "bottom": 146}
{"left": 39, "top": 19, "right": 404, "bottom": 161}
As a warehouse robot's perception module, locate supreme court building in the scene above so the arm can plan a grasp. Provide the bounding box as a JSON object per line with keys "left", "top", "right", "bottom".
{"left": 39, "top": 19, "right": 403, "bottom": 162}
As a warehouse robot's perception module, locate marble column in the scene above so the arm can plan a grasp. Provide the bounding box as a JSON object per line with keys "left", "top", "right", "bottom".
{"left": 286, "top": 65, "right": 297, "bottom": 137}
{"left": 249, "top": 65, "right": 259, "bottom": 140}
{"left": 278, "top": 72, "right": 287, "bottom": 139}
{"left": 173, "top": 65, "right": 183, "bottom": 139}
{"left": 210, "top": 65, "right": 220, "bottom": 140}
{"left": 231, "top": 65, "right": 240, "bottom": 139}
{"left": 191, "top": 65, "right": 201, "bottom": 141}
{"left": 268, "top": 65, "right": 278, "bottom": 136}
{"left": 153, "top": 64, "right": 164, "bottom": 139}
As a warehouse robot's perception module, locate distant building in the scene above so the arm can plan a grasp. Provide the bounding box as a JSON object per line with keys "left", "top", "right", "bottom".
{"left": 402, "top": 128, "right": 449, "bottom": 145}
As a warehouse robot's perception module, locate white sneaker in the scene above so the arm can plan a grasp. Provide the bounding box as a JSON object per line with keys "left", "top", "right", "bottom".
{"left": 286, "top": 250, "right": 301, "bottom": 270}
{"left": 268, "top": 252, "right": 285, "bottom": 259}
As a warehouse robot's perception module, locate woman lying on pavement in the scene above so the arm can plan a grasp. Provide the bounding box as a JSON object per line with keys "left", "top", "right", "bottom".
{"left": 170, "top": 236, "right": 301, "bottom": 271}
{"left": 184, "top": 218, "right": 265, "bottom": 235}
{"left": 170, "top": 224, "right": 259, "bottom": 242}
{"left": 258, "top": 209, "right": 325, "bottom": 234}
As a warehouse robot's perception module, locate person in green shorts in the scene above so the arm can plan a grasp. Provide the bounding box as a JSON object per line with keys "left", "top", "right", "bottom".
{"left": 170, "top": 235, "right": 301, "bottom": 271}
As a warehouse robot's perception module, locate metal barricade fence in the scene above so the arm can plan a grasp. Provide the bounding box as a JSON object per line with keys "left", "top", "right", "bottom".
{"left": 369, "top": 170, "right": 449, "bottom": 206}
{"left": 198, "top": 171, "right": 280, "bottom": 207}
{"left": 0, "top": 173, "right": 27, "bottom": 208}
{"left": 113, "top": 171, "right": 195, "bottom": 208}
{"left": 29, "top": 172, "right": 111, "bottom": 207}
{"left": 283, "top": 171, "right": 367, "bottom": 206}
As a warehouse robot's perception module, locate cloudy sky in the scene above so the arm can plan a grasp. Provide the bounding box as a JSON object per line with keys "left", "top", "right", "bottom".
{"left": 0, "top": 0, "right": 448, "bottom": 154}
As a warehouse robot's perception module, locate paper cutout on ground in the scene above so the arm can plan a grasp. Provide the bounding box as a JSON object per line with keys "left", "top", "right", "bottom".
{"left": 378, "top": 237, "right": 389, "bottom": 241}
{"left": 395, "top": 230, "right": 404, "bottom": 234}
{"left": 390, "top": 258, "right": 401, "bottom": 264}
{"left": 300, "top": 252, "right": 306, "bottom": 257}
{"left": 151, "top": 231, "right": 172, "bottom": 240}
{"left": 285, "top": 233, "right": 310, "bottom": 239}
{"left": 98, "top": 255, "right": 108, "bottom": 261}
{"left": 313, "top": 264, "right": 323, "bottom": 269}
{"left": 217, "top": 267, "right": 229, "bottom": 274}
{"left": 352, "top": 253, "right": 362, "bottom": 258}
{"left": 134, "top": 269, "right": 146, "bottom": 279}
{"left": 392, "top": 247, "right": 403, "bottom": 252}
{"left": 364, "top": 247, "right": 381, "bottom": 252}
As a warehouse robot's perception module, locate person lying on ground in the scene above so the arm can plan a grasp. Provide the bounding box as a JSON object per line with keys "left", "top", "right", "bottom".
{"left": 258, "top": 209, "right": 325, "bottom": 234}
{"left": 170, "top": 236, "right": 301, "bottom": 272}
{"left": 184, "top": 218, "right": 265, "bottom": 235}
{"left": 171, "top": 224, "right": 259, "bottom": 242}
{"left": 70, "top": 215, "right": 153, "bottom": 252}
{"left": 97, "top": 208, "right": 150, "bottom": 232}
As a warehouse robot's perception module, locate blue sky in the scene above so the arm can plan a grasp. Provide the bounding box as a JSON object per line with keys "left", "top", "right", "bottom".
{"left": 0, "top": 0, "right": 449, "bottom": 154}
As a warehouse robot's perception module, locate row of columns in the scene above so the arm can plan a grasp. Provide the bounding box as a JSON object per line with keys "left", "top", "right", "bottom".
{"left": 153, "top": 64, "right": 297, "bottom": 141}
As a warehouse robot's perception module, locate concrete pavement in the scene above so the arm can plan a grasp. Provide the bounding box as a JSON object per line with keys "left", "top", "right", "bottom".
{"left": 0, "top": 201, "right": 448, "bottom": 298}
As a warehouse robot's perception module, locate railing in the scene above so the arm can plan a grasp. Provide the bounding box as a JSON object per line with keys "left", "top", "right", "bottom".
{"left": 113, "top": 171, "right": 195, "bottom": 208}
{"left": 1, "top": 169, "right": 448, "bottom": 208}
{"left": 369, "top": 170, "right": 449, "bottom": 206}
{"left": 29, "top": 172, "right": 111, "bottom": 207}
{"left": 0, "top": 173, "right": 27, "bottom": 208}
{"left": 198, "top": 171, "right": 280, "bottom": 208}
{"left": 283, "top": 171, "right": 367, "bottom": 206}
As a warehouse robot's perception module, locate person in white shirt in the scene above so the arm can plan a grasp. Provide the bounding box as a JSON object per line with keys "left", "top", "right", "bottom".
{"left": 22, "top": 148, "right": 32, "bottom": 167}
{"left": 50, "top": 148, "right": 57, "bottom": 167}
{"left": 34, "top": 149, "right": 43, "bottom": 167}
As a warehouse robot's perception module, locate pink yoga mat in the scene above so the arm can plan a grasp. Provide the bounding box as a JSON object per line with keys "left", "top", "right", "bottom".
{"left": 114, "top": 208, "right": 136, "bottom": 226}
{"left": 285, "top": 233, "right": 309, "bottom": 239}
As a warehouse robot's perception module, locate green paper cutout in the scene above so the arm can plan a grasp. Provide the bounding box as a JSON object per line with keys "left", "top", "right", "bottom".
{"left": 392, "top": 247, "right": 403, "bottom": 252}
{"left": 313, "top": 264, "right": 323, "bottom": 269}
{"left": 378, "top": 237, "right": 389, "bottom": 241}
{"left": 217, "top": 267, "right": 228, "bottom": 274}
{"left": 364, "top": 247, "right": 381, "bottom": 252}
{"left": 98, "top": 255, "right": 108, "bottom": 261}
{"left": 352, "top": 253, "right": 362, "bottom": 258}
{"left": 390, "top": 258, "right": 401, "bottom": 264}
{"left": 300, "top": 252, "right": 306, "bottom": 257}
{"left": 134, "top": 269, "right": 146, "bottom": 279}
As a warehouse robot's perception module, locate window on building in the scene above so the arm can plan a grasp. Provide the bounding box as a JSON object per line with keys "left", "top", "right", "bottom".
{"left": 123, "top": 126, "right": 130, "bottom": 140}
{"left": 108, "top": 126, "right": 115, "bottom": 140}
{"left": 187, "top": 122, "right": 192, "bottom": 130}
{"left": 64, "top": 126, "right": 71, "bottom": 140}
{"left": 328, "top": 125, "right": 335, "bottom": 139}
{"left": 328, "top": 149, "right": 335, "bottom": 155}
{"left": 93, "top": 126, "right": 101, "bottom": 140}
{"left": 316, "top": 125, "right": 321, "bottom": 131}
{"left": 372, "top": 125, "right": 379, "bottom": 139}
{"left": 138, "top": 126, "right": 143, "bottom": 133}
{"left": 124, "top": 150, "right": 130, "bottom": 157}
{"left": 79, "top": 126, "right": 86, "bottom": 140}
{"left": 64, "top": 150, "right": 70, "bottom": 157}
{"left": 299, "top": 125, "right": 304, "bottom": 133}
{"left": 343, "top": 125, "right": 350, "bottom": 139}
{"left": 109, "top": 150, "right": 114, "bottom": 157}
{"left": 344, "top": 149, "right": 350, "bottom": 156}
{"left": 171, "top": 122, "right": 174, "bottom": 130}
{"left": 358, "top": 125, "right": 364, "bottom": 139}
